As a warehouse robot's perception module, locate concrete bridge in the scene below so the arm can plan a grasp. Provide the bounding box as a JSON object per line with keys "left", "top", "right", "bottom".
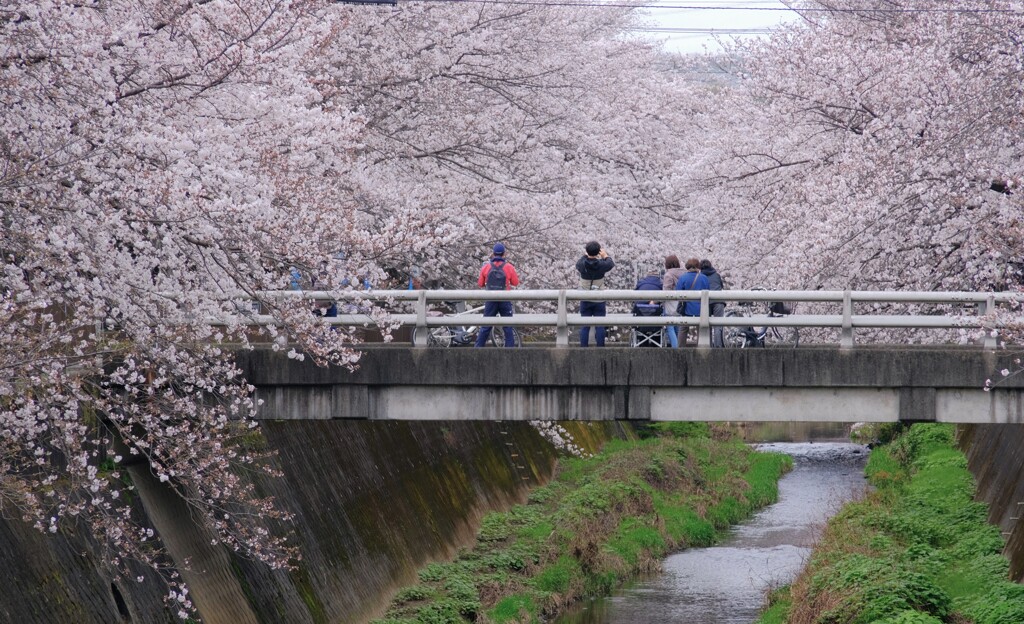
{"left": 237, "top": 347, "right": 1024, "bottom": 423}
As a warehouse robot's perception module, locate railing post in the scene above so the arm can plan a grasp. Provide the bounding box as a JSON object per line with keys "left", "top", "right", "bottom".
{"left": 980, "top": 295, "right": 997, "bottom": 349}
{"left": 697, "top": 290, "right": 711, "bottom": 349}
{"left": 840, "top": 289, "right": 854, "bottom": 349}
{"left": 556, "top": 289, "right": 569, "bottom": 347}
{"left": 412, "top": 290, "right": 428, "bottom": 348}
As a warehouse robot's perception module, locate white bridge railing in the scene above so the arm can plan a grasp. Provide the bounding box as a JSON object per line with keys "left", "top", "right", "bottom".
{"left": 236, "top": 289, "right": 1022, "bottom": 350}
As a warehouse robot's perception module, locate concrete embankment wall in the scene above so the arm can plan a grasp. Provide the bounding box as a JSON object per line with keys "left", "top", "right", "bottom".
{"left": 0, "top": 504, "right": 174, "bottom": 624}
{"left": 959, "top": 424, "right": 1024, "bottom": 581}
{"left": 212, "top": 420, "right": 566, "bottom": 624}
{"left": 0, "top": 420, "right": 623, "bottom": 623}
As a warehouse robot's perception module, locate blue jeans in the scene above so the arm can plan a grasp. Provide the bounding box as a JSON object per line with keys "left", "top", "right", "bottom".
{"left": 580, "top": 300, "right": 607, "bottom": 347}
{"left": 665, "top": 326, "right": 679, "bottom": 348}
{"left": 474, "top": 301, "right": 516, "bottom": 347}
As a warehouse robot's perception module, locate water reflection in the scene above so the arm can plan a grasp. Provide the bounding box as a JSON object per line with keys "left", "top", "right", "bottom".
{"left": 557, "top": 442, "right": 869, "bottom": 624}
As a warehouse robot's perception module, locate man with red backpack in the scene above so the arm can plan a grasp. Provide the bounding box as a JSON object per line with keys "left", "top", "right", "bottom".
{"left": 474, "top": 243, "right": 520, "bottom": 347}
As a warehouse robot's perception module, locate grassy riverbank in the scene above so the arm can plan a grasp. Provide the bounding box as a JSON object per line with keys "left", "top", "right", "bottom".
{"left": 373, "top": 424, "right": 792, "bottom": 624}
{"left": 758, "top": 423, "right": 1024, "bottom": 624}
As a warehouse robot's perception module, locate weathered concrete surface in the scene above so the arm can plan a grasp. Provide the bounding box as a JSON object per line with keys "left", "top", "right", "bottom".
{"left": 0, "top": 420, "right": 624, "bottom": 623}
{"left": 237, "top": 347, "right": 1024, "bottom": 423}
{"left": 207, "top": 420, "right": 622, "bottom": 623}
{"left": 0, "top": 496, "right": 178, "bottom": 623}
{"left": 649, "top": 387, "right": 901, "bottom": 422}
{"left": 128, "top": 465, "right": 264, "bottom": 624}
{"left": 960, "top": 424, "right": 1024, "bottom": 581}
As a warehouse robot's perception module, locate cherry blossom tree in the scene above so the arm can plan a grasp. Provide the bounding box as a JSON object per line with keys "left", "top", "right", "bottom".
{"left": 323, "top": 1, "right": 699, "bottom": 287}
{"left": 0, "top": 0, "right": 399, "bottom": 604}
{"left": 686, "top": 0, "right": 1024, "bottom": 294}
{"left": 0, "top": 0, "right": 698, "bottom": 609}
{"left": 8, "top": 0, "right": 1023, "bottom": 616}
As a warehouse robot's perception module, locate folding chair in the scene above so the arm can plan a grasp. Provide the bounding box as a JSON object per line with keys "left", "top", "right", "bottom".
{"left": 629, "top": 302, "right": 666, "bottom": 347}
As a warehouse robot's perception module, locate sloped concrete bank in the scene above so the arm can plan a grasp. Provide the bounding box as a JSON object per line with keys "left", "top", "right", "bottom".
{"left": 210, "top": 420, "right": 618, "bottom": 624}
{"left": 959, "top": 423, "right": 1024, "bottom": 581}
{"left": 0, "top": 420, "right": 622, "bottom": 623}
{"left": 0, "top": 502, "right": 174, "bottom": 623}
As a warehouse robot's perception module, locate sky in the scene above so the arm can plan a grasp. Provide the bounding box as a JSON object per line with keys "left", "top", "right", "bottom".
{"left": 641, "top": 0, "right": 802, "bottom": 54}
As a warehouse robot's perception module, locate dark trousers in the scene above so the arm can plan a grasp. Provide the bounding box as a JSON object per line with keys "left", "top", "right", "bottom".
{"left": 711, "top": 302, "right": 726, "bottom": 348}
{"left": 679, "top": 303, "right": 725, "bottom": 346}
{"left": 474, "top": 301, "right": 516, "bottom": 347}
{"left": 580, "top": 300, "right": 607, "bottom": 347}
{"left": 679, "top": 315, "right": 695, "bottom": 346}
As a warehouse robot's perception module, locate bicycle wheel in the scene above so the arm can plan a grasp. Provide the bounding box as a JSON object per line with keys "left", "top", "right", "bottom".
{"left": 413, "top": 326, "right": 453, "bottom": 348}
{"left": 490, "top": 326, "right": 522, "bottom": 348}
{"left": 770, "top": 325, "right": 800, "bottom": 348}
{"left": 724, "top": 311, "right": 752, "bottom": 348}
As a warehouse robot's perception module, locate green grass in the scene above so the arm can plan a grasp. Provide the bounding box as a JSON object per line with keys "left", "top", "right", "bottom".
{"left": 657, "top": 504, "right": 716, "bottom": 546}
{"left": 606, "top": 518, "right": 666, "bottom": 566}
{"left": 643, "top": 421, "right": 711, "bottom": 440}
{"left": 758, "top": 586, "right": 792, "bottom": 624}
{"left": 490, "top": 594, "right": 538, "bottom": 623}
{"left": 532, "top": 556, "right": 577, "bottom": 593}
{"left": 763, "top": 423, "right": 1024, "bottom": 624}
{"left": 374, "top": 429, "right": 792, "bottom": 624}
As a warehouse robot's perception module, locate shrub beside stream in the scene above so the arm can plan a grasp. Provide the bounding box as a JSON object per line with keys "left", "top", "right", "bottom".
{"left": 373, "top": 424, "right": 792, "bottom": 624}
{"left": 758, "top": 423, "right": 1024, "bottom": 624}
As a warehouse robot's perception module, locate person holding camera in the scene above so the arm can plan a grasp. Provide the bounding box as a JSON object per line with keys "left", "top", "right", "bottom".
{"left": 575, "top": 241, "right": 615, "bottom": 347}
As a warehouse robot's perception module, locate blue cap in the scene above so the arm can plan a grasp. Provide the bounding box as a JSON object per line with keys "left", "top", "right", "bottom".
{"left": 493, "top": 243, "right": 506, "bottom": 255}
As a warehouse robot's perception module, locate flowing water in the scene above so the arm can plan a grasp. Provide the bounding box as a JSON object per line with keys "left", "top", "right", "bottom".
{"left": 556, "top": 442, "right": 869, "bottom": 624}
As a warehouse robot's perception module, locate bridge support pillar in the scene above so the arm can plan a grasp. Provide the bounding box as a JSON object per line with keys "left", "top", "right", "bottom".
{"left": 627, "top": 387, "right": 651, "bottom": 420}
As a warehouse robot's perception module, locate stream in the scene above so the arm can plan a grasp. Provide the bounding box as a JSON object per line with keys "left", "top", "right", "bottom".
{"left": 555, "top": 442, "right": 869, "bottom": 624}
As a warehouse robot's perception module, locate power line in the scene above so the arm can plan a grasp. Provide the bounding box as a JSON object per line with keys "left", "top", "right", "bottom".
{"left": 651, "top": 4, "right": 786, "bottom": 15}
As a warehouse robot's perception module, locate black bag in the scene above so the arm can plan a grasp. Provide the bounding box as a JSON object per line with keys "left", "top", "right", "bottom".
{"left": 485, "top": 260, "right": 507, "bottom": 290}
{"left": 769, "top": 301, "right": 793, "bottom": 315}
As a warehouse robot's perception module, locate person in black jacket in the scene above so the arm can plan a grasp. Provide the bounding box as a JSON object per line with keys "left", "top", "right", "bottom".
{"left": 575, "top": 241, "right": 615, "bottom": 346}
{"left": 700, "top": 259, "right": 726, "bottom": 347}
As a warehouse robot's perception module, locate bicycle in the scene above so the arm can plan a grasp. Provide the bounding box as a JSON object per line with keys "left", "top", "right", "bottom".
{"left": 412, "top": 302, "right": 523, "bottom": 348}
{"left": 724, "top": 292, "right": 800, "bottom": 348}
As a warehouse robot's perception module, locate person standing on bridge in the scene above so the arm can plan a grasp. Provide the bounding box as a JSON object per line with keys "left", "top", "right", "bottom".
{"left": 576, "top": 241, "right": 615, "bottom": 347}
{"left": 662, "top": 255, "right": 687, "bottom": 348}
{"left": 675, "top": 257, "right": 709, "bottom": 346}
{"left": 474, "top": 243, "right": 520, "bottom": 347}
{"left": 700, "top": 259, "right": 726, "bottom": 348}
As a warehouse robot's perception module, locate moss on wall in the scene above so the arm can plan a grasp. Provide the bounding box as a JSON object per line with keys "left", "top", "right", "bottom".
{"left": 0, "top": 420, "right": 626, "bottom": 624}
{"left": 213, "top": 420, "right": 627, "bottom": 624}
{"left": 0, "top": 505, "right": 176, "bottom": 623}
